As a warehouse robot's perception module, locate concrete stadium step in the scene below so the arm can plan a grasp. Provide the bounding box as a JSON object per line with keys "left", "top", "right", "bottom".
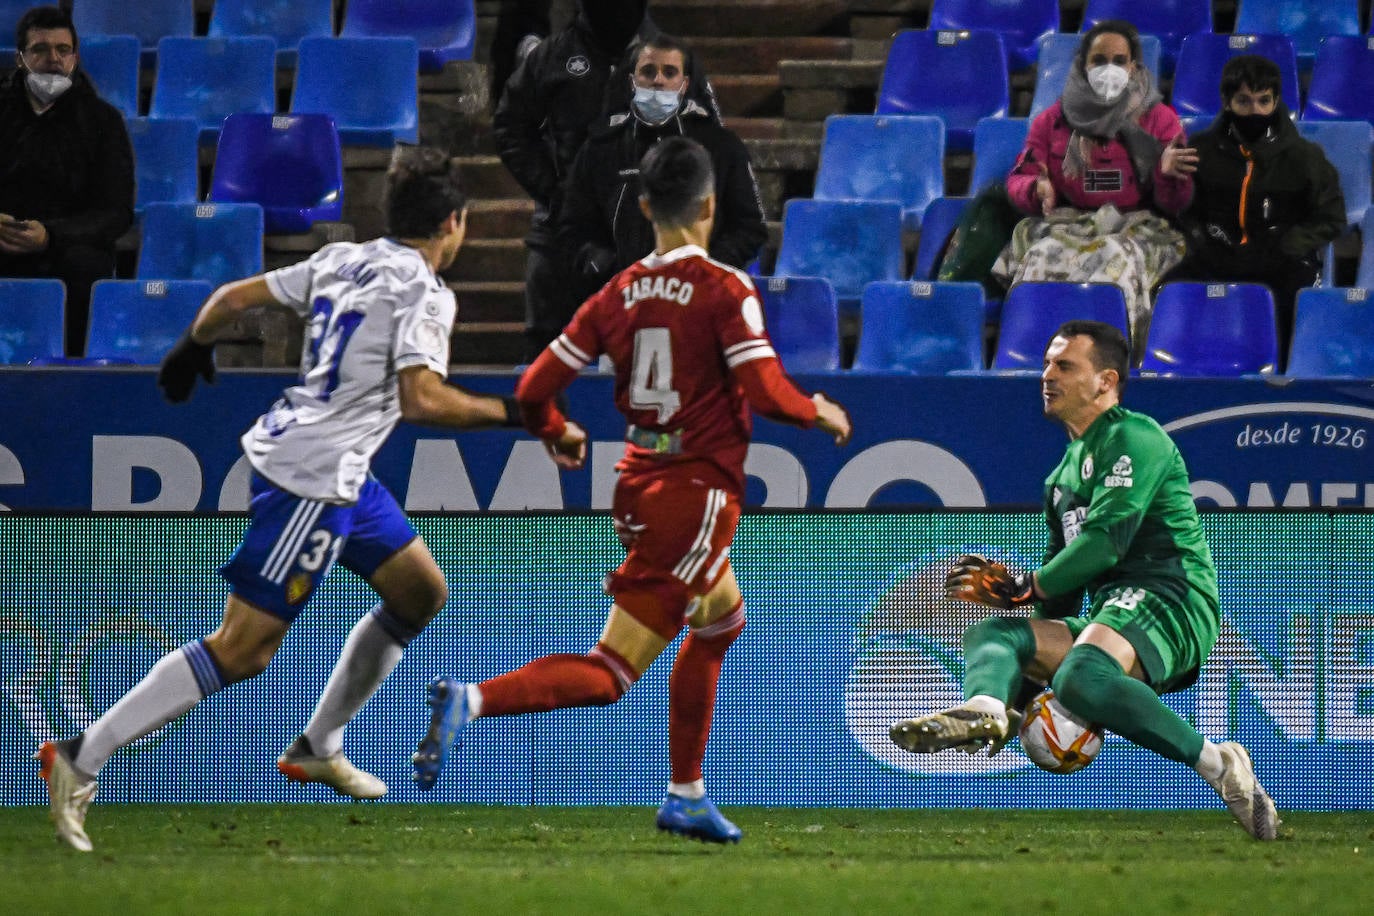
{"left": 450, "top": 321, "right": 527, "bottom": 367}
{"left": 691, "top": 36, "right": 855, "bottom": 74}
{"left": 450, "top": 281, "right": 526, "bottom": 324}
{"left": 449, "top": 237, "right": 527, "bottom": 283}
{"left": 455, "top": 155, "right": 530, "bottom": 201}
{"left": 466, "top": 198, "right": 535, "bottom": 238}
{"left": 651, "top": 0, "right": 849, "bottom": 37}
{"left": 779, "top": 58, "right": 883, "bottom": 123}
{"left": 711, "top": 73, "right": 783, "bottom": 118}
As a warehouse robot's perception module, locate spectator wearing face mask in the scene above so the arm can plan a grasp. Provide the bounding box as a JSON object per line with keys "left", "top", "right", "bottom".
{"left": 0, "top": 5, "right": 134, "bottom": 357}
{"left": 992, "top": 20, "right": 1196, "bottom": 356}
{"left": 1168, "top": 54, "right": 1344, "bottom": 366}
{"left": 557, "top": 34, "right": 765, "bottom": 301}
{"left": 493, "top": 0, "right": 656, "bottom": 362}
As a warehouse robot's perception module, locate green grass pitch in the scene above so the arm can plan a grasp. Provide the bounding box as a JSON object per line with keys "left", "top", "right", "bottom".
{"left": 2, "top": 806, "right": 1370, "bottom": 914}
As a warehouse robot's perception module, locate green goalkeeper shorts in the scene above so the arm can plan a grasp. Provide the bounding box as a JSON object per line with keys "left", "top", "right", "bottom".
{"left": 1059, "top": 585, "right": 1219, "bottom": 695}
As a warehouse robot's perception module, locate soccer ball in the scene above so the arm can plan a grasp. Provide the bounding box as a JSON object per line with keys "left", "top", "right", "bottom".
{"left": 1018, "top": 688, "right": 1104, "bottom": 774}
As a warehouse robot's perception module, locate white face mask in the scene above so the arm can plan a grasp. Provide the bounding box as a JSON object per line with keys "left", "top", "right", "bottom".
{"left": 26, "top": 71, "right": 72, "bottom": 106}
{"left": 1086, "top": 64, "right": 1130, "bottom": 103}
{"left": 631, "top": 85, "right": 683, "bottom": 126}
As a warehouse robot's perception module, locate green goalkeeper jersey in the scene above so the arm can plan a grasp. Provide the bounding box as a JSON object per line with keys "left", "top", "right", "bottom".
{"left": 1034, "top": 404, "right": 1219, "bottom": 619}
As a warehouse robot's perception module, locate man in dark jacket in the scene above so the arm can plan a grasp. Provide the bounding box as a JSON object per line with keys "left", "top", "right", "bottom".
{"left": 1, "top": 5, "right": 134, "bottom": 357}
{"left": 558, "top": 34, "right": 766, "bottom": 298}
{"left": 493, "top": 0, "right": 653, "bottom": 361}
{"left": 1172, "top": 55, "right": 1345, "bottom": 364}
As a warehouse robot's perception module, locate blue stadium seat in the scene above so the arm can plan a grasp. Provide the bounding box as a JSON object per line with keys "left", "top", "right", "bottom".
{"left": 1356, "top": 211, "right": 1374, "bottom": 288}
{"left": 773, "top": 199, "right": 905, "bottom": 315}
{"left": 1287, "top": 287, "right": 1374, "bottom": 378}
{"left": 292, "top": 37, "right": 420, "bottom": 146}
{"left": 209, "top": 113, "right": 343, "bottom": 234}
{"left": 756, "top": 276, "right": 841, "bottom": 372}
{"left": 148, "top": 37, "right": 278, "bottom": 144}
{"left": 1171, "top": 33, "right": 1301, "bottom": 120}
{"left": 86, "top": 279, "right": 212, "bottom": 364}
{"left": 72, "top": 0, "right": 195, "bottom": 67}
{"left": 853, "top": 280, "right": 986, "bottom": 374}
{"left": 875, "top": 29, "right": 1008, "bottom": 151}
{"left": 1303, "top": 37, "right": 1374, "bottom": 127}
{"left": 911, "top": 196, "right": 970, "bottom": 281}
{"left": 137, "top": 202, "right": 264, "bottom": 289}
{"left": 1030, "top": 32, "right": 1163, "bottom": 118}
{"left": 1140, "top": 282, "right": 1278, "bottom": 376}
{"left": 340, "top": 0, "right": 477, "bottom": 72}
{"left": 970, "top": 116, "right": 1030, "bottom": 194}
{"left": 993, "top": 282, "right": 1128, "bottom": 370}
{"left": 927, "top": 0, "right": 1059, "bottom": 72}
{"left": 1233, "top": 0, "right": 1361, "bottom": 71}
{"left": 1295, "top": 120, "right": 1372, "bottom": 226}
{"left": 127, "top": 117, "right": 200, "bottom": 213}
{"left": 0, "top": 279, "right": 65, "bottom": 365}
{"left": 1079, "top": 0, "right": 1209, "bottom": 76}
{"left": 79, "top": 35, "right": 141, "bottom": 119}
{"left": 208, "top": 0, "right": 333, "bottom": 68}
{"left": 1178, "top": 115, "right": 1210, "bottom": 139}
{"left": 813, "top": 115, "right": 944, "bottom": 231}
{"left": 0, "top": 0, "right": 34, "bottom": 53}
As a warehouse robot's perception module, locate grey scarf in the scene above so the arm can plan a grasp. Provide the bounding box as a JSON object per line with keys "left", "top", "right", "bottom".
{"left": 1059, "top": 64, "right": 1165, "bottom": 188}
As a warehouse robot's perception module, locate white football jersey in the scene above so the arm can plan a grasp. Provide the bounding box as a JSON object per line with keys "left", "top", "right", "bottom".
{"left": 241, "top": 238, "right": 455, "bottom": 503}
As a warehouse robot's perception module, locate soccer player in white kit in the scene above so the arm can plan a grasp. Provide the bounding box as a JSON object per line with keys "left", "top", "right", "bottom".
{"left": 35, "top": 148, "right": 522, "bottom": 852}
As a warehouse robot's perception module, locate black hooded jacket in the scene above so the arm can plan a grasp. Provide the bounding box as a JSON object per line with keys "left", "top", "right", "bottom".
{"left": 0, "top": 67, "right": 133, "bottom": 254}
{"left": 492, "top": 0, "right": 653, "bottom": 247}
{"left": 557, "top": 101, "right": 766, "bottom": 292}
{"left": 1181, "top": 105, "right": 1345, "bottom": 274}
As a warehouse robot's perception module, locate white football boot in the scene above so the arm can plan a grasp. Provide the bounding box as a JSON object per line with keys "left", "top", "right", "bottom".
{"left": 35, "top": 741, "right": 97, "bottom": 852}
{"left": 277, "top": 736, "right": 386, "bottom": 799}
{"left": 889, "top": 703, "right": 1012, "bottom": 755}
{"left": 1208, "top": 741, "right": 1279, "bottom": 840}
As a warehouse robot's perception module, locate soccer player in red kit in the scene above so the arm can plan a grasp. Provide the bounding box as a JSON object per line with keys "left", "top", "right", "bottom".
{"left": 412, "top": 136, "right": 851, "bottom": 843}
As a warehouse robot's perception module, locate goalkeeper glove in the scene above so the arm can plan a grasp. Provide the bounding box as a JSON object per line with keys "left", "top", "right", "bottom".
{"left": 944, "top": 554, "right": 1037, "bottom": 609}
{"left": 157, "top": 330, "right": 216, "bottom": 403}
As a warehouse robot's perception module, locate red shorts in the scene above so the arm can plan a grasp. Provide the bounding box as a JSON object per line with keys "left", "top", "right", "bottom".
{"left": 603, "top": 468, "right": 741, "bottom": 641}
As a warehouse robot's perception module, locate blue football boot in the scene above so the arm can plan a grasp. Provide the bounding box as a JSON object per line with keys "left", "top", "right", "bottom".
{"left": 411, "top": 676, "right": 471, "bottom": 790}
{"left": 655, "top": 793, "right": 743, "bottom": 844}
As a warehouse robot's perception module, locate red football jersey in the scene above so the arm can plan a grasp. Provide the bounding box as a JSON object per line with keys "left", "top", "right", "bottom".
{"left": 517, "top": 244, "right": 817, "bottom": 492}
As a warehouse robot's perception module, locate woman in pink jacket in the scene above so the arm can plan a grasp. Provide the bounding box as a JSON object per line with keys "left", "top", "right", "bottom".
{"left": 991, "top": 19, "right": 1197, "bottom": 356}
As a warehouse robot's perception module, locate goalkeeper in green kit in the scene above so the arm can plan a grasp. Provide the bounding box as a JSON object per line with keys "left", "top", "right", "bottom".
{"left": 888, "top": 320, "right": 1279, "bottom": 840}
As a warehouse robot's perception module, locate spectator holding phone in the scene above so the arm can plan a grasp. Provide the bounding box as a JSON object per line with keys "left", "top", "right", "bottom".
{"left": 1, "top": 5, "right": 134, "bottom": 357}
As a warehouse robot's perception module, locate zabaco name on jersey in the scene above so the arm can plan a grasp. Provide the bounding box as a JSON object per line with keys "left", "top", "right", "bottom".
{"left": 621, "top": 274, "right": 695, "bottom": 308}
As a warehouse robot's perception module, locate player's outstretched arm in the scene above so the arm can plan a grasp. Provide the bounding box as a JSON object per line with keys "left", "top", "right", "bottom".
{"left": 398, "top": 366, "right": 523, "bottom": 430}
{"left": 811, "top": 392, "right": 852, "bottom": 446}
{"left": 158, "top": 276, "right": 277, "bottom": 403}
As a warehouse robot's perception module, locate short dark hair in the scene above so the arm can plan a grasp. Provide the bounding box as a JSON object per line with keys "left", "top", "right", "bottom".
{"left": 16, "top": 5, "right": 76, "bottom": 52}
{"left": 1220, "top": 54, "right": 1282, "bottom": 101}
{"left": 384, "top": 146, "right": 468, "bottom": 238}
{"left": 639, "top": 136, "right": 714, "bottom": 228}
{"left": 1076, "top": 19, "right": 1142, "bottom": 74}
{"left": 1052, "top": 319, "right": 1130, "bottom": 394}
{"left": 637, "top": 32, "right": 689, "bottom": 63}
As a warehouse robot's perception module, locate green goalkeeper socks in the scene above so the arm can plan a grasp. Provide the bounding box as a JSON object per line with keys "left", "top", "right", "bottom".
{"left": 961, "top": 616, "right": 1037, "bottom": 705}
{"left": 1052, "top": 644, "right": 1204, "bottom": 765}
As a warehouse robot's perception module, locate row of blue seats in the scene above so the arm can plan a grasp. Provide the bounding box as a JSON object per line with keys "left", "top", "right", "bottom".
{"left": 759, "top": 278, "right": 1374, "bottom": 379}
{"left": 0, "top": 0, "right": 474, "bottom": 69}
{"left": 34, "top": 34, "right": 419, "bottom": 145}
{"left": 131, "top": 112, "right": 343, "bottom": 234}
{"left": 930, "top": 0, "right": 1370, "bottom": 73}
{"left": 879, "top": 28, "right": 1374, "bottom": 151}
{"left": 775, "top": 161, "right": 1374, "bottom": 313}
{"left": 5, "top": 276, "right": 1368, "bottom": 378}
